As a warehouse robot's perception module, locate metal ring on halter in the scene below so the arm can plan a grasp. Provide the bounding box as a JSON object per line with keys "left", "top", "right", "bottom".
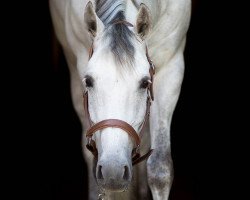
{"left": 87, "top": 137, "right": 92, "bottom": 146}
{"left": 135, "top": 145, "right": 140, "bottom": 154}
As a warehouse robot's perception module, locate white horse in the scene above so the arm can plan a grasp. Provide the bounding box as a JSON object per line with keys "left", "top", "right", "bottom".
{"left": 49, "top": 0, "right": 191, "bottom": 199}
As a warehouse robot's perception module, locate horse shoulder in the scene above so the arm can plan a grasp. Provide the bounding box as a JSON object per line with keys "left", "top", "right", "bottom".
{"left": 147, "top": 0, "right": 191, "bottom": 69}
{"left": 50, "top": 0, "right": 91, "bottom": 56}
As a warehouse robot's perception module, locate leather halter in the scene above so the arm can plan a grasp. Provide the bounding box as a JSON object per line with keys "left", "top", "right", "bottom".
{"left": 83, "top": 21, "right": 155, "bottom": 165}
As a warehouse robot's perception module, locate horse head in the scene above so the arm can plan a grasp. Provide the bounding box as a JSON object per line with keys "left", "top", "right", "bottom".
{"left": 82, "top": 1, "right": 153, "bottom": 192}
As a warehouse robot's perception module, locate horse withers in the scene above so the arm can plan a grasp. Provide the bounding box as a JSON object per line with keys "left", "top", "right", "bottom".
{"left": 49, "top": 0, "right": 191, "bottom": 199}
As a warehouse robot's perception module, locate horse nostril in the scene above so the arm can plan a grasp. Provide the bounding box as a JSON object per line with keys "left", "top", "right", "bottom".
{"left": 123, "top": 166, "right": 130, "bottom": 181}
{"left": 97, "top": 165, "right": 104, "bottom": 180}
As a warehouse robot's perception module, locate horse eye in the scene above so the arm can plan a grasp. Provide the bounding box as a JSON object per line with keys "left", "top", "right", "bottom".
{"left": 84, "top": 76, "right": 94, "bottom": 88}
{"left": 140, "top": 77, "right": 150, "bottom": 89}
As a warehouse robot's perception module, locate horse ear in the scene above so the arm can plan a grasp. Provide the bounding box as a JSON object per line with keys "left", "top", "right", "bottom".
{"left": 84, "top": 1, "right": 103, "bottom": 38}
{"left": 136, "top": 3, "right": 152, "bottom": 40}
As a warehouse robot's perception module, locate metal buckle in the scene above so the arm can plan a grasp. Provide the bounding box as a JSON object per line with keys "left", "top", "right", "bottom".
{"left": 150, "top": 60, "right": 155, "bottom": 74}
{"left": 135, "top": 145, "right": 140, "bottom": 154}
{"left": 87, "top": 137, "right": 92, "bottom": 146}
{"left": 147, "top": 88, "right": 151, "bottom": 99}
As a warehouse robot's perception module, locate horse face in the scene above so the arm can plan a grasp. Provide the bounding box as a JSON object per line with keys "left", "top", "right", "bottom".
{"left": 84, "top": 47, "right": 151, "bottom": 191}
{"left": 83, "top": 2, "right": 152, "bottom": 192}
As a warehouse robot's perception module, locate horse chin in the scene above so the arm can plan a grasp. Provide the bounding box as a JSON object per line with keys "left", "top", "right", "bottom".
{"left": 99, "top": 182, "right": 129, "bottom": 193}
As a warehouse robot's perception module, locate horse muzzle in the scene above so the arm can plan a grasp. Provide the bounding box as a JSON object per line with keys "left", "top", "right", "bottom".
{"left": 96, "top": 158, "right": 132, "bottom": 192}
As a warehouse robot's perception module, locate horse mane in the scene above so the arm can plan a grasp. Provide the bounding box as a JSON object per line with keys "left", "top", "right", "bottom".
{"left": 95, "top": 0, "right": 135, "bottom": 65}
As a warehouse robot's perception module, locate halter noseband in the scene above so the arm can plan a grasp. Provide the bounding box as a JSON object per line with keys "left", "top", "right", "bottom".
{"left": 83, "top": 21, "right": 155, "bottom": 165}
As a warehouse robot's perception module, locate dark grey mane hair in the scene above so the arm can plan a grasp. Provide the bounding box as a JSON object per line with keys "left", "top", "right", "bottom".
{"left": 95, "top": 0, "right": 135, "bottom": 65}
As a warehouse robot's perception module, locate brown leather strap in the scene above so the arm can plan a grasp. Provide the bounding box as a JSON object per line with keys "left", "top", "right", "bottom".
{"left": 88, "top": 42, "right": 94, "bottom": 60}
{"left": 146, "top": 46, "right": 155, "bottom": 101}
{"left": 86, "top": 138, "right": 98, "bottom": 158}
{"left": 86, "top": 119, "right": 141, "bottom": 147}
{"left": 132, "top": 149, "right": 153, "bottom": 165}
{"left": 138, "top": 97, "right": 151, "bottom": 136}
{"left": 83, "top": 92, "right": 93, "bottom": 126}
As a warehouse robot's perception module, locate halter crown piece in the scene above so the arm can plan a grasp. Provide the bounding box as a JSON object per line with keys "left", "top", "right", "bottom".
{"left": 83, "top": 20, "right": 155, "bottom": 165}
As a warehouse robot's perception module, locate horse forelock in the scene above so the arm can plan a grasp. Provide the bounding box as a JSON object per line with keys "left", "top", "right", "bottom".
{"left": 95, "top": 0, "right": 135, "bottom": 66}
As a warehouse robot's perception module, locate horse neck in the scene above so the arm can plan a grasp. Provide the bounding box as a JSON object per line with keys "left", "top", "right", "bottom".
{"left": 129, "top": 0, "right": 170, "bottom": 24}
{"left": 142, "top": 0, "right": 191, "bottom": 67}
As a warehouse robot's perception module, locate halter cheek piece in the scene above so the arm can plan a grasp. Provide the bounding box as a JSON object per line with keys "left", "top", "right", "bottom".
{"left": 83, "top": 21, "right": 155, "bottom": 165}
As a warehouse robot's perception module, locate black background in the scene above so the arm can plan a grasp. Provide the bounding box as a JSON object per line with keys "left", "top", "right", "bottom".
{"left": 8, "top": 0, "right": 240, "bottom": 199}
